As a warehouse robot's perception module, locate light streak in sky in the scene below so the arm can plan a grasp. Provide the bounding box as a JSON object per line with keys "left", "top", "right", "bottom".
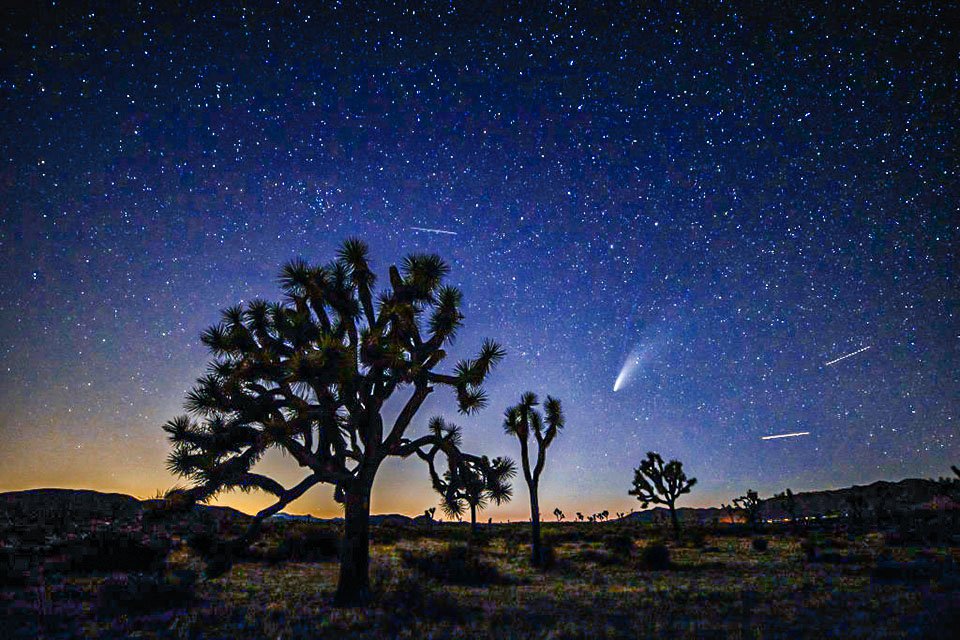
{"left": 761, "top": 431, "right": 811, "bottom": 440}
{"left": 613, "top": 342, "right": 656, "bottom": 392}
{"left": 824, "top": 345, "right": 871, "bottom": 366}
{"left": 409, "top": 226, "right": 458, "bottom": 235}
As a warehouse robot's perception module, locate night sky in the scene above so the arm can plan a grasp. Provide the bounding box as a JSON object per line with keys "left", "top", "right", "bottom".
{"left": 1, "top": 1, "right": 957, "bottom": 520}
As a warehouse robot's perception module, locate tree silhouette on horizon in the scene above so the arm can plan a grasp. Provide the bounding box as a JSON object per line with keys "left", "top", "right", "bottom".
{"left": 161, "top": 238, "right": 504, "bottom": 606}
{"left": 734, "top": 490, "right": 763, "bottom": 531}
{"left": 417, "top": 417, "right": 515, "bottom": 533}
{"left": 504, "top": 392, "right": 564, "bottom": 567}
{"left": 628, "top": 451, "right": 696, "bottom": 541}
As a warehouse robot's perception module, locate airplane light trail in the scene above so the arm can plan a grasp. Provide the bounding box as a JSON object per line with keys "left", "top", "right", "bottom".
{"left": 824, "top": 345, "right": 871, "bottom": 366}
{"left": 409, "top": 226, "right": 458, "bottom": 235}
{"left": 761, "top": 431, "right": 811, "bottom": 440}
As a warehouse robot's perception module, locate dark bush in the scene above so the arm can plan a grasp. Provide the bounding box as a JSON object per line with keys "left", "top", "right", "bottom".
{"left": 379, "top": 570, "right": 469, "bottom": 626}
{"left": 751, "top": 538, "right": 769, "bottom": 552}
{"left": 0, "top": 547, "right": 34, "bottom": 586}
{"left": 685, "top": 528, "right": 707, "bottom": 548}
{"left": 574, "top": 548, "right": 620, "bottom": 566}
{"left": 274, "top": 524, "right": 340, "bottom": 562}
{"left": 62, "top": 530, "right": 169, "bottom": 573}
{"left": 638, "top": 542, "right": 671, "bottom": 570}
{"left": 97, "top": 570, "right": 196, "bottom": 614}
{"left": 401, "top": 544, "right": 516, "bottom": 585}
{"left": 539, "top": 542, "right": 557, "bottom": 570}
{"left": 602, "top": 533, "right": 635, "bottom": 558}
{"left": 186, "top": 530, "right": 217, "bottom": 556}
{"left": 469, "top": 530, "right": 493, "bottom": 548}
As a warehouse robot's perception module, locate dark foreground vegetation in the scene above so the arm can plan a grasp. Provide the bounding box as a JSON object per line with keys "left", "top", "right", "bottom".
{"left": 2, "top": 488, "right": 959, "bottom": 639}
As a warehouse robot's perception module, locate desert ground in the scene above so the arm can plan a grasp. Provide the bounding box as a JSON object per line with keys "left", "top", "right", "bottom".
{"left": 3, "top": 505, "right": 958, "bottom": 639}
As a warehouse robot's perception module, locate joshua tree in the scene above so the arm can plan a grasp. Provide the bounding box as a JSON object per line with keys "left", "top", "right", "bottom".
{"left": 553, "top": 507, "right": 565, "bottom": 522}
{"left": 734, "top": 490, "right": 763, "bottom": 530}
{"left": 423, "top": 507, "right": 436, "bottom": 521}
{"left": 161, "top": 239, "right": 504, "bottom": 606}
{"left": 601, "top": 509, "right": 609, "bottom": 521}
{"left": 418, "top": 419, "right": 516, "bottom": 534}
{"left": 628, "top": 451, "right": 697, "bottom": 541}
{"left": 935, "top": 465, "right": 960, "bottom": 500}
{"left": 576, "top": 512, "right": 584, "bottom": 522}
{"left": 720, "top": 502, "right": 737, "bottom": 524}
{"left": 774, "top": 488, "right": 799, "bottom": 523}
{"left": 504, "top": 392, "right": 565, "bottom": 567}
{"left": 845, "top": 494, "right": 867, "bottom": 526}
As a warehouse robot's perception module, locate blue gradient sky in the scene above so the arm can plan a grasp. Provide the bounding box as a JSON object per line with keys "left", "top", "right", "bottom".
{"left": 1, "top": 1, "right": 956, "bottom": 520}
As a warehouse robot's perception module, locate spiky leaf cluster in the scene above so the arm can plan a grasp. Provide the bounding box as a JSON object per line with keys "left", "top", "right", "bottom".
{"left": 162, "top": 239, "right": 504, "bottom": 511}
{"left": 418, "top": 417, "right": 516, "bottom": 519}
{"left": 628, "top": 451, "right": 697, "bottom": 508}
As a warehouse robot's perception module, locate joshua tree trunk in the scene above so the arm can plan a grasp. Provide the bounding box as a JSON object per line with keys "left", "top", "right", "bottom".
{"left": 669, "top": 502, "right": 680, "bottom": 542}
{"left": 529, "top": 482, "right": 543, "bottom": 566}
{"left": 334, "top": 485, "right": 372, "bottom": 606}
{"left": 470, "top": 502, "right": 478, "bottom": 535}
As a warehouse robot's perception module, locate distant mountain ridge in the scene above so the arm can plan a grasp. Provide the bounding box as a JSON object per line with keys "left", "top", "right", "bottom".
{"left": 620, "top": 477, "right": 946, "bottom": 524}
{"left": 0, "top": 476, "right": 949, "bottom": 525}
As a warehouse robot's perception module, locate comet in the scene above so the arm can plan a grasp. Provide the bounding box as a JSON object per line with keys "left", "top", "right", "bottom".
{"left": 410, "top": 226, "right": 458, "bottom": 235}
{"left": 824, "top": 345, "right": 871, "bottom": 367}
{"left": 612, "top": 342, "right": 656, "bottom": 392}
{"left": 761, "top": 431, "right": 810, "bottom": 440}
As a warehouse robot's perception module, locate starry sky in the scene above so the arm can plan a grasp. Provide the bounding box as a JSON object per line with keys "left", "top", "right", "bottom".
{"left": 1, "top": 1, "right": 957, "bottom": 521}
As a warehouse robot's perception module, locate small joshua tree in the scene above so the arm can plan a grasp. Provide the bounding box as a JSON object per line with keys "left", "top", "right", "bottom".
{"left": 423, "top": 507, "right": 436, "bottom": 521}
{"left": 504, "top": 392, "right": 565, "bottom": 567}
{"left": 553, "top": 508, "right": 565, "bottom": 522}
{"left": 774, "top": 488, "right": 799, "bottom": 524}
{"left": 417, "top": 417, "right": 516, "bottom": 534}
{"left": 935, "top": 465, "right": 960, "bottom": 501}
{"left": 161, "top": 239, "right": 504, "bottom": 606}
{"left": 720, "top": 502, "right": 737, "bottom": 524}
{"left": 576, "top": 512, "right": 584, "bottom": 522}
{"left": 629, "top": 452, "right": 697, "bottom": 541}
{"left": 735, "top": 490, "right": 763, "bottom": 530}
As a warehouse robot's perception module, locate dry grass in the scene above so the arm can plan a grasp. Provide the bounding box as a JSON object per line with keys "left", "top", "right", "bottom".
{"left": 3, "top": 528, "right": 959, "bottom": 639}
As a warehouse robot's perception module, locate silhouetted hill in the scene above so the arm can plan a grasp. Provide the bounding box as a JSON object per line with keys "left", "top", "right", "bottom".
{"left": 619, "top": 477, "right": 946, "bottom": 524}
{"left": 270, "top": 512, "right": 418, "bottom": 526}
{"left": 0, "top": 488, "right": 249, "bottom": 526}
{"left": 0, "top": 488, "right": 142, "bottom": 522}
{"left": 0, "top": 489, "right": 423, "bottom": 528}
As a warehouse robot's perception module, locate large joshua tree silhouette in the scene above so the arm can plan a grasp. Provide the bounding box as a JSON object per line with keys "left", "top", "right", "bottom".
{"left": 503, "top": 392, "right": 564, "bottom": 567}
{"left": 628, "top": 451, "right": 697, "bottom": 541}
{"left": 161, "top": 239, "right": 504, "bottom": 606}
{"left": 734, "top": 489, "right": 763, "bottom": 530}
{"left": 416, "top": 417, "right": 516, "bottom": 533}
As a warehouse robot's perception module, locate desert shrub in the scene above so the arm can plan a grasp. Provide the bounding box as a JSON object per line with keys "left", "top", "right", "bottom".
{"left": 62, "top": 530, "right": 169, "bottom": 573}
{"left": 574, "top": 548, "right": 619, "bottom": 566}
{"left": 602, "top": 532, "right": 635, "bottom": 558}
{"left": 401, "top": 544, "right": 516, "bottom": 586}
{"left": 469, "top": 529, "right": 493, "bottom": 548}
{"left": 540, "top": 541, "right": 557, "bottom": 570}
{"left": 503, "top": 531, "right": 525, "bottom": 559}
{"left": 871, "top": 558, "right": 950, "bottom": 583}
{"left": 97, "top": 570, "right": 196, "bottom": 614}
{"left": 751, "top": 538, "right": 769, "bottom": 552}
{"left": 542, "top": 526, "right": 583, "bottom": 545}
{"left": 0, "top": 547, "right": 34, "bottom": 586}
{"left": 638, "top": 542, "right": 671, "bottom": 570}
{"left": 379, "top": 569, "right": 470, "bottom": 625}
{"left": 186, "top": 530, "right": 217, "bottom": 556}
{"left": 272, "top": 524, "right": 340, "bottom": 562}
{"left": 203, "top": 551, "right": 234, "bottom": 578}
{"left": 685, "top": 528, "right": 707, "bottom": 548}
